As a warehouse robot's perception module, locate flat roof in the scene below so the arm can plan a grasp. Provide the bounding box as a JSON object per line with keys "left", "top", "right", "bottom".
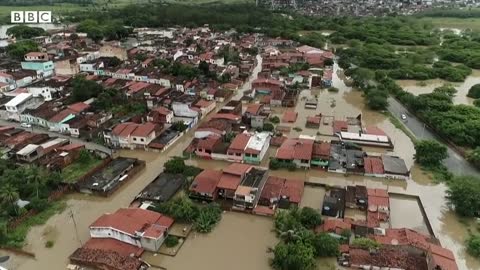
{"left": 80, "top": 157, "right": 137, "bottom": 192}
{"left": 339, "top": 132, "right": 389, "bottom": 143}
{"left": 245, "top": 132, "right": 270, "bottom": 152}
{"left": 136, "top": 173, "right": 185, "bottom": 202}
{"left": 5, "top": 93, "right": 32, "bottom": 107}
{"left": 16, "top": 144, "right": 39, "bottom": 156}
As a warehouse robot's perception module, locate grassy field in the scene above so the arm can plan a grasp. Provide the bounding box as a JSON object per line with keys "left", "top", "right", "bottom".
{"left": 61, "top": 157, "right": 103, "bottom": 183}
{"left": 0, "top": 0, "right": 252, "bottom": 18}
{"left": 419, "top": 17, "right": 480, "bottom": 31}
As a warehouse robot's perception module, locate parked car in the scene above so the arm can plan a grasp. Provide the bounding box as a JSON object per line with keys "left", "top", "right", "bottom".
{"left": 401, "top": 114, "right": 407, "bottom": 120}
{"left": 20, "top": 123, "right": 31, "bottom": 128}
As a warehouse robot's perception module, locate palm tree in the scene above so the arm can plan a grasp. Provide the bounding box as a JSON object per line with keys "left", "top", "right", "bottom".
{"left": 0, "top": 184, "right": 20, "bottom": 215}
{"left": 27, "top": 166, "right": 43, "bottom": 199}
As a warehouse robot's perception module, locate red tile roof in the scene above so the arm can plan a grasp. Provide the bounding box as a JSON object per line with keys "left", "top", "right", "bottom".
{"left": 49, "top": 108, "right": 76, "bottom": 123}
{"left": 70, "top": 248, "right": 144, "bottom": 270}
{"left": 281, "top": 179, "right": 304, "bottom": 204}
{"left": 365, "top": 126, "right": 387, "bottom": 136}
{"left": 312, "top": 142, "right": 331, "bottom": 158}
{"left": 223, "top": 163, "right": 252, "bottom": 176}
{"left": 83, "top": 238, "right": 144, "bottom": 257}
{"left": 282, "top": 110, "right": 297, "bottom": 123}
{"left": 372, "top": 228, "right": 429, "bottom": 248}
{"left": 228, "top": 133, "right": 250, "bottom": 152}
{"left": 68, "top": 102, "right": 90, "bottom": 113}
{"left": 211, "top": 113, "right": 241, "bottom": 122}
{"left": 190, "top": 169, "right": 223, "bottom": 195}
{"left": 349, "top": 247, "right": 428, "bottom": 270}
{"left": 316, "top": 218, "right": 351, "bottom": 234}
{"left": 194, "top": 99, "right": 214, "bottom": 108}
{"left": 127, "top": 82, "right": 150, "bottom": 94}
{"left": 58, "top": 143, "right": 85, "bottom": 151}
{"left": 131, "top": 122, "right": 157, "bottom": 137}
{"left": 252, "top": 78, "right": 281, "bottom": 86}
{"left": 151, "top": 106, "right": 171, "bottom": 116}
{"left": 112, "top": 122, "right": 157, "bottom": 138}
{"left": 276, "top": 138, "right": 314, "bottom": 161}
{"left": 333, "top": 120, "right": 348, "bottom": 133}
{"left": 246, "top": 104, "right": 262, "bottom": 115}
{"left": 217, "top": 173, "right": 242, "bottom": 191}
{"left": 364, "top": 157, "right": 385, "bottom": 175}
{"left": 260, "top": 176, "right": 285, "bottom": 201}
{"left": 197, "top": 135, "right": 221, "bottom": 151}
{"left": 429, "top": 244, "right": 458, "bottom": 270}
{"left": 306, "top": 116, "right": 321, "bottom": 125}
{"left": 90, "top": 208, "right": 173, "bottom": 238}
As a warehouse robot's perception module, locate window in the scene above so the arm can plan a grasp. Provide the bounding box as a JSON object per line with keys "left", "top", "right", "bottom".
{"left": 133, "top": 138, "right": 137, "bottom": 141}
{"left": 236, "top": 153, "right": 241, "bottom": 156}
{"left": 301, "top": 159, "right": 309, "bottom": 164}
{"left": 141, "top": 138, "right": 145, "bottom": 142}
{"left": 252, "top": 154, "right": 258, "bottom": 158}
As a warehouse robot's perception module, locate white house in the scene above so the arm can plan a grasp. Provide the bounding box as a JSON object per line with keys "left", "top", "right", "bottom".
{"left": 89, "top": 208, "right": 174, "bottom": 252}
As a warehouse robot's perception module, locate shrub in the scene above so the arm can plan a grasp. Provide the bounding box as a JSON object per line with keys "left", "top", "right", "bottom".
{"left": 351, "top": 238, "right": 380, "bottom": 250}
{"left": 45, "top": 240, "right": 54, "bottom": 248}
{"left": 165, "top": 235, "right": 179, "bottom": 247}
{"left": 194, "top": 203, "right": 222, "bottom": 233}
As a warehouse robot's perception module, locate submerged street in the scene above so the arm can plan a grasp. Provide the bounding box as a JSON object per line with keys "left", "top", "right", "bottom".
{"left": 5, "top": 59, "right": 479, "bottom": 270}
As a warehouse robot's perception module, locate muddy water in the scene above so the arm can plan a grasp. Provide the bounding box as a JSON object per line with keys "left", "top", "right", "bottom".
{"left": 143, "top": 212, "right": 277, "bottom": 270}
{"left": 389, "top": 194, "right": 430, "bottom": 235}
{"left": 11, "top": 59, "right": 480, "bottom": 270}
{"left": 233, "top": 54, "right": 262, "bottom": 100}
{"left": 300, "top": 186, "right": 326, "bottom": 210}
{"left": 397, "top": 69, "right": 480, "bottom": 105}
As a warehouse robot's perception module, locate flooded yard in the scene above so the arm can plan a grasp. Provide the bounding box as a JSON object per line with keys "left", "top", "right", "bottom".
{"left": 143, "top": 212, "right": 277, "bottom": 270}
{"left": 300, "top": 186, "right": 326, "bottom": 210}
{"left": 397, "top": 69, "right": 480, "bottom": 105}
{"left": 389, "top": 194, "right": 431, "bottom": 236}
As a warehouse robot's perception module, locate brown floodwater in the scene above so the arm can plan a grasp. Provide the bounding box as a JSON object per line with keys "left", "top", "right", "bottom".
{"left": 389, "top": 194, "right": 430, "bottom": 235}
{"left": 9, "top": 59, "right": 480, "bottom": 270}
{"left": 143, "top": 211, "right": 277, "bottom": 270}
{"left": 397, "top": 69, "right": 480, "bottom": 105}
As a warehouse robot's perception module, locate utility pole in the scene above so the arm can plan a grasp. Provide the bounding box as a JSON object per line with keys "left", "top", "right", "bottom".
{"left": 70, "top": 209, "right": 83, "bottom": 247}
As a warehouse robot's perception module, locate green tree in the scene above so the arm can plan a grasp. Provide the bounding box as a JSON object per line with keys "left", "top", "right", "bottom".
{"left": 262, "top": 123, "right": 275, "bottom": 132}
{"left": 311, "top": 233, "right": 340, "bottom": 257}
{"left": 6, "top": 25, "right": 46, "bottom": 39}
{"left": 272, "top": 241, "right": 316, "bottom": 270}
{"left": 466, "top": 234, "right": 480, "bottom": 257}
{"left": 299, "top": 207, "right": 322, "bottom": 229}
{"left": 6, "top": 40, "right": 39, "bottom": 60}
{"left": 366, "top": 90, "right": 388, "bottom": 110}
{"left": 164, "top": 157, "right": 187, "bottom": 174}
{"left": 153, "top": 196, "right": 199, "bottom": 222}
{"left": 194, "top": 203, "right": 222, "bottom": 233}
{"left": 0, "top": 184, "right": 20, "bottom": 215}
{"left": 433, "top": 84, "right": 457, "bottom": 98}
{"left": 467, "top": 147, "right": 480, "bottom": 167}
{"left": 414, "top": 140, "right": 448, "bottom": 167}
{"left": 71, "top": 76, "right": 104, "bottom": 102}
{"left": 351, "top": 237, "right": 380, "bottom": 250}
{"left": 446, "top": 176, "right": 480, "bottom": 217}
{"left": 165, "top": 235, "right": 179, "bottom": 247}
{"left": 269, "top": 116, "right": 280, "bottom": 124}
{"left": 172, "top": 121, "right": 188, "bottom": 132}
{"left": 467, "top": 84, "right": 480, "bottom": 99}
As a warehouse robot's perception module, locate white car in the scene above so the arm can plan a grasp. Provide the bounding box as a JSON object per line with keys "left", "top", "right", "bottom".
{"left": 20, "top": 123, "right": 31, "bottom": 128}
{"left": 401, "top": 114, "right": 407, "bottom": 120}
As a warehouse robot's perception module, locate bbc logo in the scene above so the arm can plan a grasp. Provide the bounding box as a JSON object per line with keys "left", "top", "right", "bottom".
{"left": 11, "top": 11, "right": 52, "bottom": 23}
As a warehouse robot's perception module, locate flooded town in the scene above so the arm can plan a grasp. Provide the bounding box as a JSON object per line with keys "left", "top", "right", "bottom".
{"left": 0, "top": 3, "right": 480, "bottom": 270}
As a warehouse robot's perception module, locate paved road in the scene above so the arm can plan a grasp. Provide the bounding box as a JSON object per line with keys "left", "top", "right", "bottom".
{"left": 0, "top": 119, "right": 111, "bottom": 154}
{"left": 388, "top": 97, "right": 479, "bottom": 176}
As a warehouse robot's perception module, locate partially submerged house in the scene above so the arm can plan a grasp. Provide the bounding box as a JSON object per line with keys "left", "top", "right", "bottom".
{"left": 233, "top": 167, "right": 268, "bottom": 210}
